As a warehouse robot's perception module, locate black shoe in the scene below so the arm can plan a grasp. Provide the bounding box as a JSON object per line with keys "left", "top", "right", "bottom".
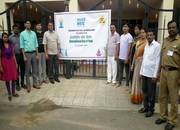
{"left": 12, "top": 93, "right": 19, "bottom": 97}
{"left": 155, "top": 118, "right": 166, "bottom": 125}
{"left": 145, "top": 111, "right": 154, "bottom": 117}
{"left": 21, "top": 84, "right": 27, "bottom": 89}
{"left": 165, "top": 123, "right": 175, "bottom": 130}
{"left": 49, "top": 79, "right": 55, "bottom": 84}
{"left": 8, "top": 96, "right": 12, "bottom": 101}
{"left": 138, "top": 108, "right": 148, "bottom": 113}
{"left": 116, "top": 83, "right": 121, "bottom": 88}
{"left": 26, "top": 86, "right": 31, "bottom": 93}
{"left": 54, "top": 78, "right": 60, "bottom": 83}
{"left": 16, "top": 85, "right": 21, "bottom": 91}
{"left": 33, "top": 85, "right": 41, "bottom": 89}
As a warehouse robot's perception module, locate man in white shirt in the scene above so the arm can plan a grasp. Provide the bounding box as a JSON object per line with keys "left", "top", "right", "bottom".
{"left": 117, "top": 23, "right": 133, "bottom": 87}
{"left": 43, "top": 22, "right": 60, "bottom": 84}
{"left": 107, "top": 25, "right": 120, "bottom": 85}
{"left": 138, "top": 30, "right": 160, "bottom": 117}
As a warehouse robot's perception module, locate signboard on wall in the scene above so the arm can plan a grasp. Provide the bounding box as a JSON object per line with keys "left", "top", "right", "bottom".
{"left": 54, "top": 10, "right": 111, "bottom": 60}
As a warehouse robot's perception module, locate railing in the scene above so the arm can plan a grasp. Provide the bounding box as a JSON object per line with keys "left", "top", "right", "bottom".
{"left": 59, "top": 60, "right": 107, "bottom": 78}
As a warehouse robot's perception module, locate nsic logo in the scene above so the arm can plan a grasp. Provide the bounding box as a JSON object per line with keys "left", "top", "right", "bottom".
{"left": 77, "top": 17, "right": 86, "bottom": 27}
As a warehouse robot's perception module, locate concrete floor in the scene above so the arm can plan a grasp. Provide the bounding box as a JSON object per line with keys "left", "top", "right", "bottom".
{"left": 0, "top": 78, "right": 179, "bottom": 130}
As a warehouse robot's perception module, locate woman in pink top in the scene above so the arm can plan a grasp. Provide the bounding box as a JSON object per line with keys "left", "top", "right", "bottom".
{"left": 0, "top": 33, "right": 19, "bottom": 101}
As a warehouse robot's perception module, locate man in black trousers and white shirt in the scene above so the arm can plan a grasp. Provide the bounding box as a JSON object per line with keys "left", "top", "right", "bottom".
{"left": 138, "top": 30, "right": 161, "bottom": 117}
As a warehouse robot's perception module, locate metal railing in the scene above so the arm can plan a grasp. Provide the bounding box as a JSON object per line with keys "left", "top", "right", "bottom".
{"left": 59, "top": 60, "right": 107, "bottom": 78}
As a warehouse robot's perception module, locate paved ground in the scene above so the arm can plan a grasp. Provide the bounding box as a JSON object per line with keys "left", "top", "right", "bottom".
{"left": 0, "top": 78, "right": 140, "bottom": 110}
{"left": 0, "top": 78, "right": 179, "bottom": 130}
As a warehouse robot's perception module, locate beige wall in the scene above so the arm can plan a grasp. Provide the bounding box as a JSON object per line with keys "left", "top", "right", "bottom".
{"left": 157, "top": 0, "right": 174, "bottom": 44}
{"left": 69, "top": 0, "right": 79, "bottom": 12}
{"left": 0, "top": 0, "right": 8, "bottom": 32}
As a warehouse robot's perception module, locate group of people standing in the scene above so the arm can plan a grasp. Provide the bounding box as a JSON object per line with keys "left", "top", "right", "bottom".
{"left": 0, "top": 21, "right": 60, "bottom": 101}
{"left": 107, "top": 20, "right": 180, "bottom": 130}
{"left": 0, "top": 19, "right": 179, "bottom": 130}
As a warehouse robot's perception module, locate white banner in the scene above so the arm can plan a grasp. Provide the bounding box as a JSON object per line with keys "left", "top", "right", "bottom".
{"left": 54, "top": 10, "right": 111, "bottom": 60}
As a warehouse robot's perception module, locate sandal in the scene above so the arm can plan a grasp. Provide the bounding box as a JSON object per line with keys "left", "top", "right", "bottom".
{"left": 12, "top": 93, "right": 19, "bottom": 97}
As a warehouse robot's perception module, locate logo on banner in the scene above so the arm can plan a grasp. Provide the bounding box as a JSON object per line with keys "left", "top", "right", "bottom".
{"left": 96, "top": 49, "right": 102, "bottom": 56}
{"left": 77, "top": 17, "right": 86, "bottom": 27}
{"left": 59, "top": 18, "right": 64, "bottom": 28}
{"left": 98, "top": 16, "right": 106, "bottom": 24}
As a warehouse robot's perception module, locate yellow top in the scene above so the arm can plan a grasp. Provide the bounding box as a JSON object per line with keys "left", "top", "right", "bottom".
{"left": 135, "top": 39, "right": 147, "bottom": 59}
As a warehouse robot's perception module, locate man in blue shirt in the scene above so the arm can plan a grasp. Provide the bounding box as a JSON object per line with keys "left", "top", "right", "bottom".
{"left": 9, "top": 24, "right": 25, "bottom": 91}
{"left": 20, "top": 21, "right": 40, "bottom": 92}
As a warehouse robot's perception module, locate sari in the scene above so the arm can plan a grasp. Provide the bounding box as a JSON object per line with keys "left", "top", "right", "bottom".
{"left": 131, "top": 39, "right": 147, "bottom": 104}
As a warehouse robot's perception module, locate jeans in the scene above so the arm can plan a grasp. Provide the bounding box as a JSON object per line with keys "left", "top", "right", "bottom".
{"left": 25, "top": 52, "right": 38, "bottom": 86}
{"left": 118, "top": 59, "right": 129, "bottom": 85}
{"left": 37, "top": 52, "right": 47, "bottom": 83}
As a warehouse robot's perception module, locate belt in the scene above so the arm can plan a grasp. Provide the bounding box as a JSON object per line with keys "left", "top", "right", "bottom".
{"left": 25, "top": 51, "right": 36, "bottom": 53}
{"left": 162, "top": 66, "right": 179, "bottom": 71}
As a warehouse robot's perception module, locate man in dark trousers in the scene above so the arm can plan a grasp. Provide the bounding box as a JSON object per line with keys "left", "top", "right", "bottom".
{"left": 43, "top": 22, "right": 60, "bottom": 84}
{"left": 138, "top": 30, "right": 160, "bottom": 117}
{"left": 117, "top": 23, "right": 133, "bottom": 87}
{"left": 155, "top": 20, "right": 180, "bottom": 130}
{"left": 35, "top": 23, "right": 48, "bottom": 86}
{"left": 9, "top": 24, "right": 26, "bottom": 90}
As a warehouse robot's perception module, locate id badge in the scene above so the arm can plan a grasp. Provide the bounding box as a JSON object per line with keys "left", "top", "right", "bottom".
{"left": 167, "top": 50, "right": 173, "bottom": 56}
